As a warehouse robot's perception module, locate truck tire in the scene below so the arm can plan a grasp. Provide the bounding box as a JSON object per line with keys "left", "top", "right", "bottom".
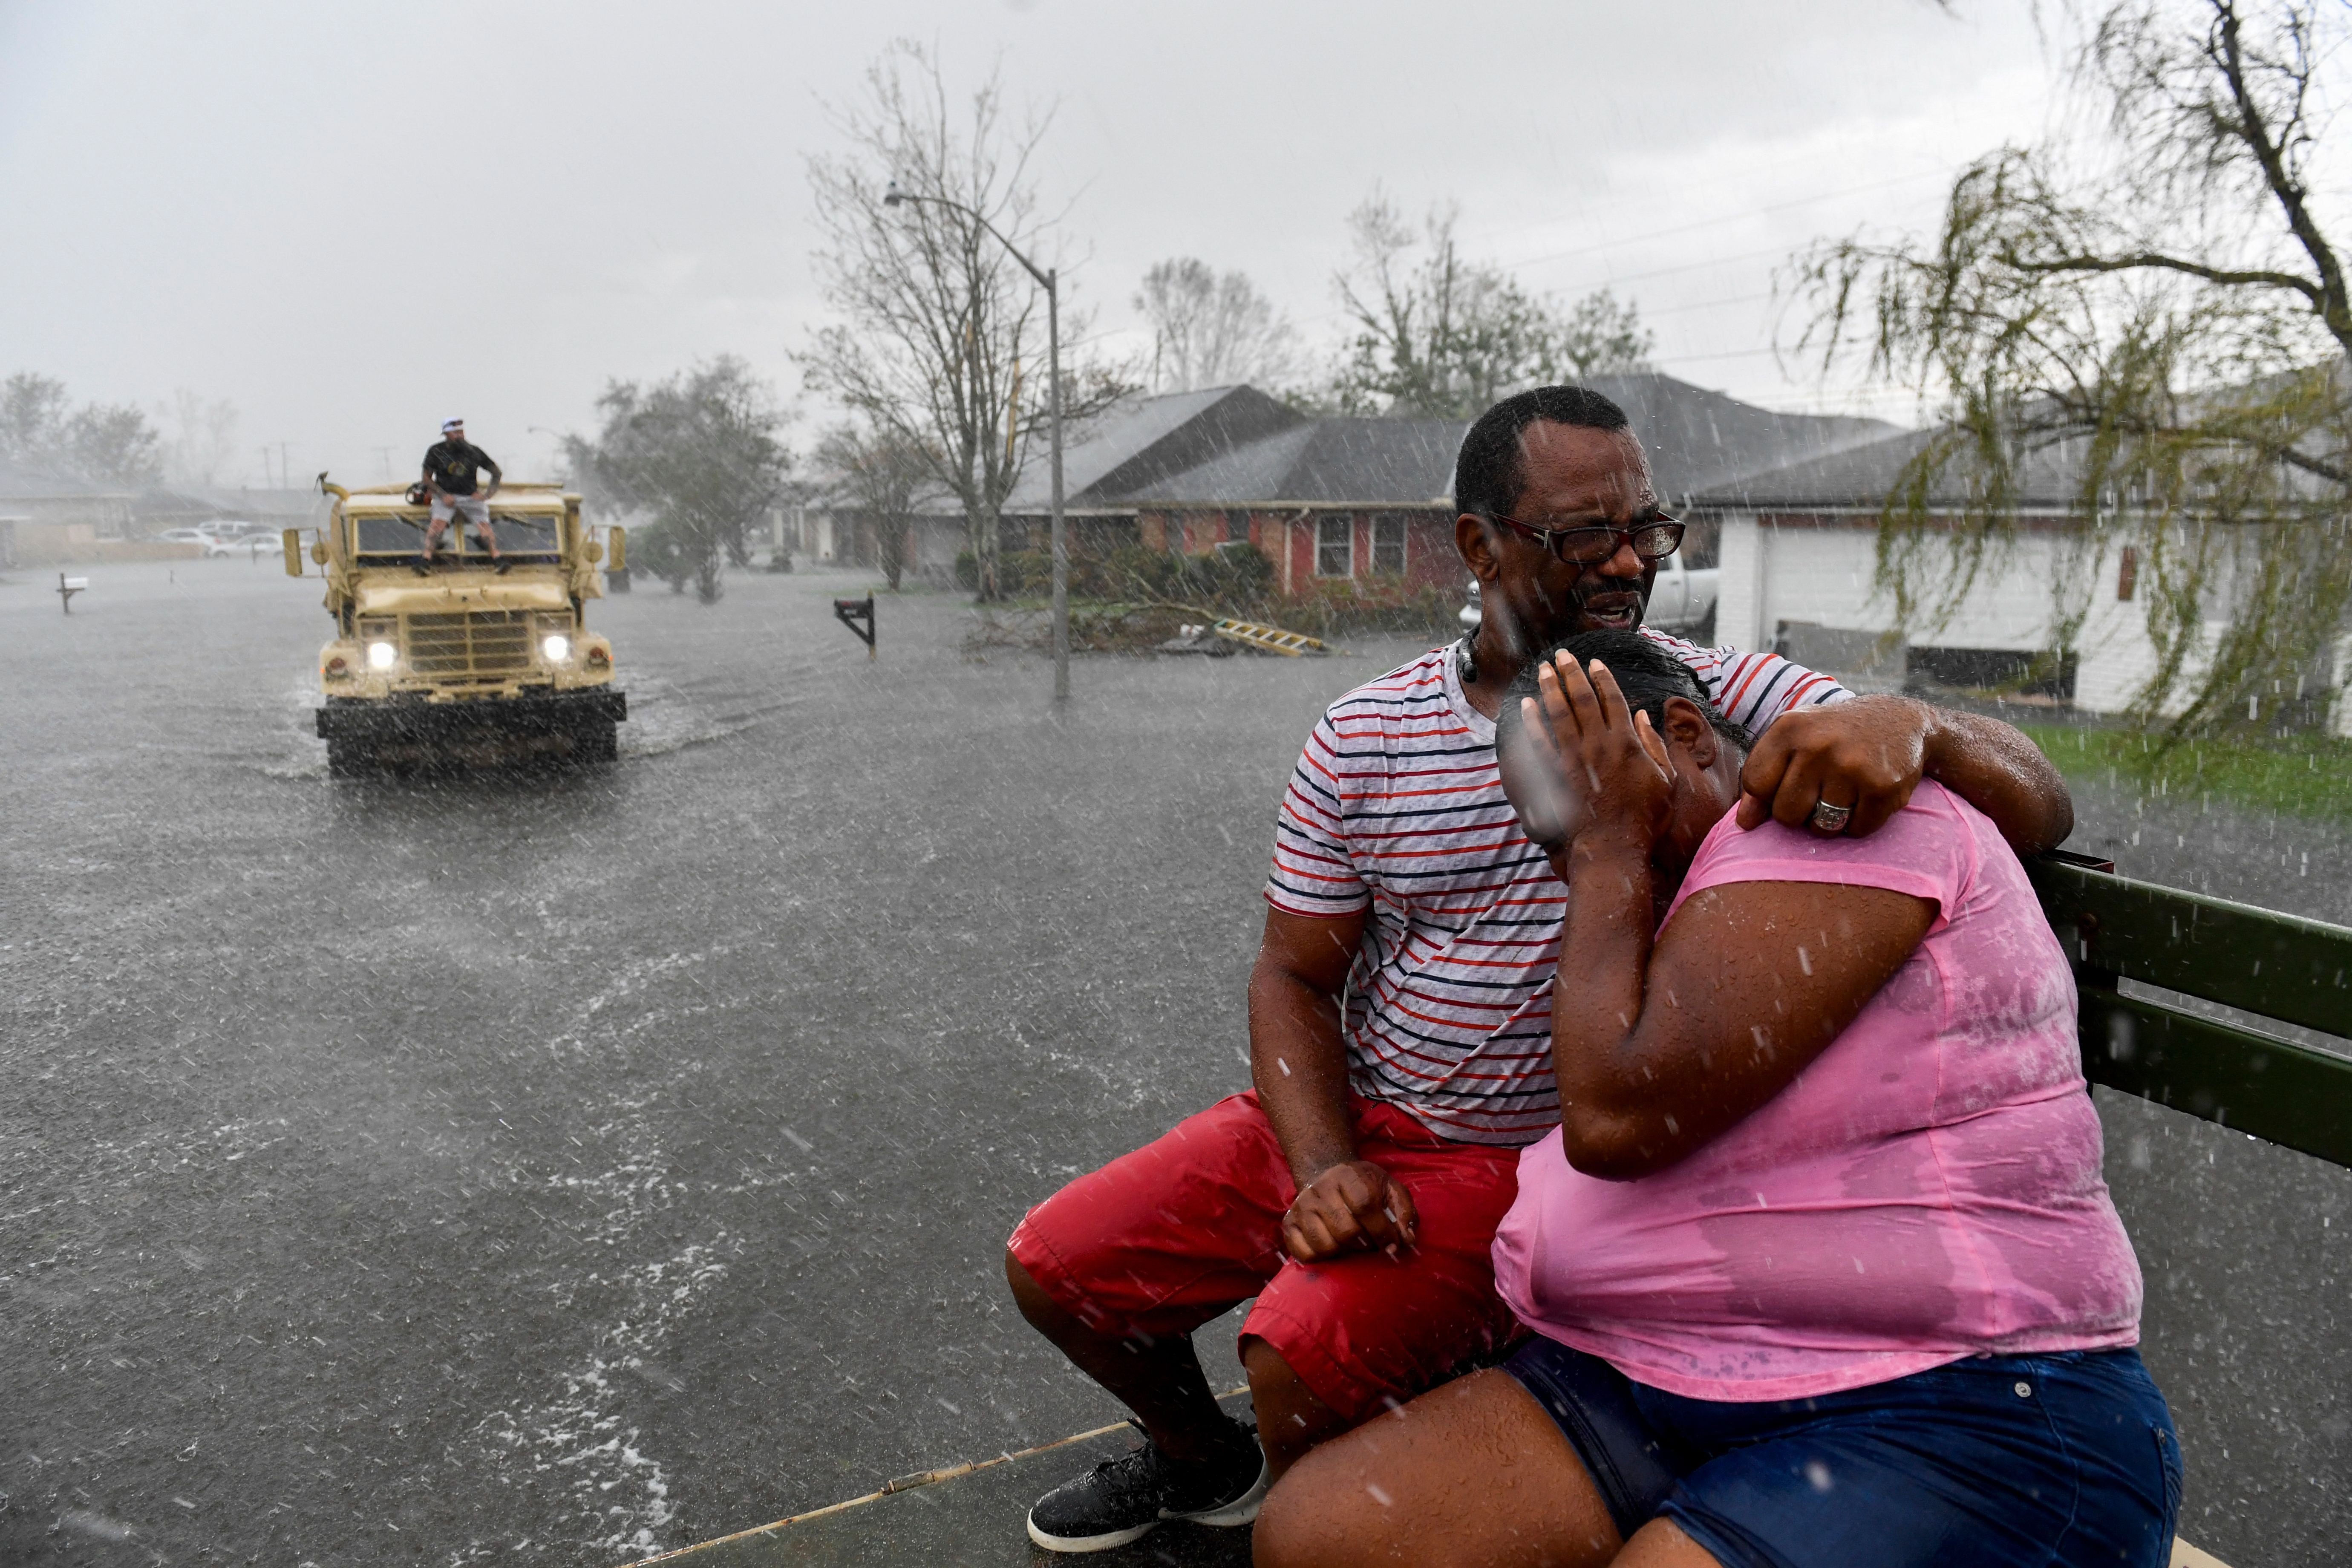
{"left": 326, "top": 737, "right": 377, "bottom": 778}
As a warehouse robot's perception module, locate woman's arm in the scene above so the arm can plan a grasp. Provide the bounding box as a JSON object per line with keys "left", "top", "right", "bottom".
{"left": 1522, "top": 652, "right": 1937, "bottom": 1179}
{"left": 1551, "top": 857, "right": 1933, "bottom": 1179}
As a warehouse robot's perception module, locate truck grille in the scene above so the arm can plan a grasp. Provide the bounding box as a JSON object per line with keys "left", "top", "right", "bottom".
{"left": 405, "top": 611, "right": 533, "bottom": 677}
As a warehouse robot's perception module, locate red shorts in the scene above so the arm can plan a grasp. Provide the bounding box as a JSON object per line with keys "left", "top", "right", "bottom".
{"left": 1007, "top": 1090, "right": 1522, "bottom": 1423}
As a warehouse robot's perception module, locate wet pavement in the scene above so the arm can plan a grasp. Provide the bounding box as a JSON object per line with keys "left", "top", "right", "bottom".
{"left": 2, "top": 559, "right": 2346, "bottom": 1567}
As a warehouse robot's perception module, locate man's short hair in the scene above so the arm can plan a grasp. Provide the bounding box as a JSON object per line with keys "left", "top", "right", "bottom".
{"left": 1453, "top": 386, "right": 1632, "bottom": 522}
{"left": 1493, "top": 628, "right": 1752, "bottom": 760}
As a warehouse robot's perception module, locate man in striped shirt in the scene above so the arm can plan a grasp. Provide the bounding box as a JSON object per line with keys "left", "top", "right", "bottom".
{"left": 1004, "top": 386, "right": 2075, "bottom": 1554}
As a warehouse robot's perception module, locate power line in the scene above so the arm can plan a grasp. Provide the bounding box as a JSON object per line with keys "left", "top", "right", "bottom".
{"left": 1499, "top": 166, "right": 1954, "bottom": 273}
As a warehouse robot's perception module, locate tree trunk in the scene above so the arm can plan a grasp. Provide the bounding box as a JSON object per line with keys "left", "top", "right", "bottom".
{"left": 696, "top": 549, "right": 723, "bottom": 604}
{"left": 882, "top": 514, "right": 907, "bottom": 591}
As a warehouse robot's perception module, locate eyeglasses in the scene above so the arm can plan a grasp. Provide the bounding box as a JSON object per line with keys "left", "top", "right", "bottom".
{"left": 1485, "top": 512, "right": 1684, "bottom": 565}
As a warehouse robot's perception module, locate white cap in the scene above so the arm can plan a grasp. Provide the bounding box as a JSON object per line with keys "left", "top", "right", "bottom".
{"left": 441, "top": 418, "right": 464, "bottom": 432}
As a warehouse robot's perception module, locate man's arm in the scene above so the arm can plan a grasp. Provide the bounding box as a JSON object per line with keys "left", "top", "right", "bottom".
{"left": 478, "top": 449, "right": 502, "bottom": 499}
{"left": 1247, "top": 906, "right": 1418, "bottom": 1261}
{"left": 1736, "top": 694, "right": 2073, "bottom": 855}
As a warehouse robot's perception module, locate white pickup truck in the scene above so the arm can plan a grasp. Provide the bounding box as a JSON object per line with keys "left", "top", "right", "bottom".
{"left": 1459, "top": 552, "right": 1719, "bottom": 643}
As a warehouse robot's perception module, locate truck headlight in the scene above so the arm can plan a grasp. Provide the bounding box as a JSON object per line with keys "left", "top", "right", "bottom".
{"left": 542, "top": 634, "right": 571, "bottom": 663}
{"left": 367, "top": 640, "right": 398, "bottom": 670}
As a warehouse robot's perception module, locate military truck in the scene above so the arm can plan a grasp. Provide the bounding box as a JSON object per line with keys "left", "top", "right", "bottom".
{"left": 287, "top": 481, "right": 628, "bottom": 775}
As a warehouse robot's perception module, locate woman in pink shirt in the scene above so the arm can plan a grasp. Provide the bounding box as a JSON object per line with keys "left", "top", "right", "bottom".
{"left": 1254, "top": 631, "right": 2178, "bottom": 1568}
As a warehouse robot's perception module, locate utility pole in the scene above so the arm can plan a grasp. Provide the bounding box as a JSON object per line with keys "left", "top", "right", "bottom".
{"left": 882, "top": 181, "right": 1069, "bottom": 702}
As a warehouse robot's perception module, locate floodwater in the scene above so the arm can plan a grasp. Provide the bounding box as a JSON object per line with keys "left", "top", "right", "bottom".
{"left": 2, "top": 559, "right": 2346, "bottom": 1567}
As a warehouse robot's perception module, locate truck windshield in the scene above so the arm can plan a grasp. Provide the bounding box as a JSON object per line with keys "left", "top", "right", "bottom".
{"left": 350, "top": 511, "right": 565, "bottom": 560}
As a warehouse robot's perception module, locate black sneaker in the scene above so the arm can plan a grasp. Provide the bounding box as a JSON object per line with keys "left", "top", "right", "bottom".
{"left": 1025, "top": 1418, "right": 1266, "bottom": 1554}
{"left": 411, "top": 555, "right": 434, "bottom": 576}
{"left": 494, "top": 558, "right": 513, "bottom": 575}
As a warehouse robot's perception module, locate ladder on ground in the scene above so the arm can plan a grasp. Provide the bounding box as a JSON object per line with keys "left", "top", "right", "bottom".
{"left": 1211, "top": 619, "right": 1329, "bottom": 657}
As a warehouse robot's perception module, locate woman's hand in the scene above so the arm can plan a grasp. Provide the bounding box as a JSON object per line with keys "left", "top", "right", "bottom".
{"left": 1521, "top": 652, "right": 1675, "bottom": 859}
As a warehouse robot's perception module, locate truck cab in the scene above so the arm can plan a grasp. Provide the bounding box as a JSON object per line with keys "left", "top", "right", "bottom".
{"left": 289, "top": 482, "right": 628, "bottom": 774}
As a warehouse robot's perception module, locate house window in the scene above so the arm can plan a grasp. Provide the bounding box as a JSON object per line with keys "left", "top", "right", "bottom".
{"left": 1370, "top": 513, "right": 1407, "bottom": 576}
{"left": 1316, "top": 513, "right": 1355, "bottom": 577}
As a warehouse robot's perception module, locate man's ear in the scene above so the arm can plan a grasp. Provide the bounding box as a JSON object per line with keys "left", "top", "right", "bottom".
{"left": 1660, "top": 696, "right": 1718, "bottom": 770}
{"left": 1455, "top": 513, "right": 1502, "bottom": 584}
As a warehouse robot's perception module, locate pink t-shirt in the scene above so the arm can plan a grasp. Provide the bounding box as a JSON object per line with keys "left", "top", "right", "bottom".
{"left": 1490, "top": 781, "right": 2143, "bottom": 1402}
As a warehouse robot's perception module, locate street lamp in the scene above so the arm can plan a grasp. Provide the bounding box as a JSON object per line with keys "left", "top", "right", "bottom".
{"left": 882, "top": 179, "right": 1069, "bottom": 702}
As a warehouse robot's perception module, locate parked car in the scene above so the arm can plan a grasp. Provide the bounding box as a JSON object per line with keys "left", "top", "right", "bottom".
{"left": 156, "top": 527, "right": 237, "bottom": 557}
{"left": 1456, "top": 552, "right": 1720, "bottom": 644}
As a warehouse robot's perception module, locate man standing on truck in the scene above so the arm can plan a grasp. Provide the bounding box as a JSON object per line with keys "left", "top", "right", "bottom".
{"left": 416, "top": 418, "right": 507, "bottom": 574}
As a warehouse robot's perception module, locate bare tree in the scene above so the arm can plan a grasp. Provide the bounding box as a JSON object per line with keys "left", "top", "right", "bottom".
{"left": 1136, "top": 259, "right": 1300, "bottom": 392}
{"left": 814, "top": 421, "right": 933, "bottom": 590}
{"left": 1793, "top": 0, "right": 2352, "bottom": 738}
{"left": 800, "top": 43, "right": 1071, "bottom": 602}
{"left": 1329, "top": 195, "right": 1654, "bottom": 417}
{"left": 157, "top": 389, "right": 241, "bottom": 488}
{"left": 0, "top": 372, "right": 163, "bottom": 486}
{"left": 1556, "top": 288, "right": 1655, "bottom": 383}
{"left": 571, "top": 357, "right": 791, "bottom": 604}
{"left": 0, "top": 373, "right": 71, "bottom": 467}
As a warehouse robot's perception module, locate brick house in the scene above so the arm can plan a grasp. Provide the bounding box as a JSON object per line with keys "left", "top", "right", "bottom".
{"left": 803, "top": 375, "right": 1901, "bottom": 603}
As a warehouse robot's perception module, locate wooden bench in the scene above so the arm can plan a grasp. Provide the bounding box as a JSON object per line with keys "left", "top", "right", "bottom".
{"left": 631, "top": 853, "right": 2352, "bottom": 1567}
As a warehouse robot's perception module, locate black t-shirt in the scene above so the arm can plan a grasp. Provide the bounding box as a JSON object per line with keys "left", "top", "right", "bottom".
{"left": 422, "top": 439, "right": 500, "bottom": 497}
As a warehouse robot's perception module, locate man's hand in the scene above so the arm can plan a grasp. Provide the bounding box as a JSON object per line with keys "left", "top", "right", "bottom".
{"left": 1736, "top": 694, "right": 2075, "bottom": 854}
{"left": 1735, "top": 695, "right": 1927, "bottom": 839}
{"left": 1282, "top": 1159, "right": 1418, "bottom": 1263}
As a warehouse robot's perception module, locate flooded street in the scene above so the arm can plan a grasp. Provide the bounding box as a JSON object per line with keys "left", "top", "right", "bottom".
{"left": 3, "top": 559, "right": 2347, "bottom": 1567}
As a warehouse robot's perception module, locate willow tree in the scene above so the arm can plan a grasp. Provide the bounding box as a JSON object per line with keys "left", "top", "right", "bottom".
{"left": 1793, "top": 0, "right": 2352, "bottom": 739}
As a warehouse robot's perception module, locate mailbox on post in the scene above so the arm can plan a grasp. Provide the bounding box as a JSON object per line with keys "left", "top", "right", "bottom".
{"left": 833, "top": 594, "right": 876, "bottom": 660}
{"left": 57, "top": 573, "right": 88, "bottom": 613}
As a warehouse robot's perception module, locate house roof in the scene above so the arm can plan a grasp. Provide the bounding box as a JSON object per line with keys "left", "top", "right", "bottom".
{"left": 905, "top": 373, "right": 1914, "bottom": 519}
{"left": 1001, "top": 385, "right": 1306, "bottom": 511}
{"left": 1118, "top": 416, "right": 1469, "bottom": 506}
{"left": 1582, "top": 373, "right": 1900, "bottom": 502}
{"left": 0, "top": 461, "right": 131, "bottom": 501}
{"left": 1688, "top": 427, "right": 2089, "bottom": 510}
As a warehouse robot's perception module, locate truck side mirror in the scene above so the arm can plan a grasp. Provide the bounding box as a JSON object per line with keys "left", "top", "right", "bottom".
{"left": 282, "top": 529, "right": 303, "bottom": 577}
{"left": 608, "top": 527, "right": 627, "bottom": 571}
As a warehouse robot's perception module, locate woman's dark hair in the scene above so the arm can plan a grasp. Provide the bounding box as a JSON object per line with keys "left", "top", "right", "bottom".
{"left": 1454, "top": 386, "right": 1631, "bottom": 522}
{"left": 1493, "top": 630, "right": 1752, "bottom": 758}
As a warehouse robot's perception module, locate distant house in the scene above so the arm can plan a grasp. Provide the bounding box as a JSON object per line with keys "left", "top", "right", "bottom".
{"left": 0, "top": 462, "right": 141, "bottom": 566}
{"left": 802, "top": 375, "right": 1898, "bottom": 602}
{"left": 1688, "top": 427, "right": 2351, "bottom": 728}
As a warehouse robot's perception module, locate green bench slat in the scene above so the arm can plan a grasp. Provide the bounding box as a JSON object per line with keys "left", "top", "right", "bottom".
{"left": 2027, "top": 856, "right": 2352, "bottom": 1041}
{"left": 2078, "top": 987, "right": 2352, "bottom": 1167}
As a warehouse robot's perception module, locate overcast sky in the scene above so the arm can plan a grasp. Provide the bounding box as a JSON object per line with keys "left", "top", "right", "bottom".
{"left": 0, "top": 0, "right": 2063, "bottom": 489}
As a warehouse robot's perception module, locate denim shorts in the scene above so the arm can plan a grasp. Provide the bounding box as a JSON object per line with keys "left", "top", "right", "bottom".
{"left": 1504, "top": 1338, "right": 2181, "bottom": 1568}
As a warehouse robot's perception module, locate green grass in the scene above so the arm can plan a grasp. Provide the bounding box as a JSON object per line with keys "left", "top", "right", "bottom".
{"left": 2019, "top": 722, "right": 2352, "bottom": 824}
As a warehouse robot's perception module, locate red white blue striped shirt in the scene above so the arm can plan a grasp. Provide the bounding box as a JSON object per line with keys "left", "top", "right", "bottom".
{"left": 1263, "top": 631, "right": 1851, "bottom": 1145}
